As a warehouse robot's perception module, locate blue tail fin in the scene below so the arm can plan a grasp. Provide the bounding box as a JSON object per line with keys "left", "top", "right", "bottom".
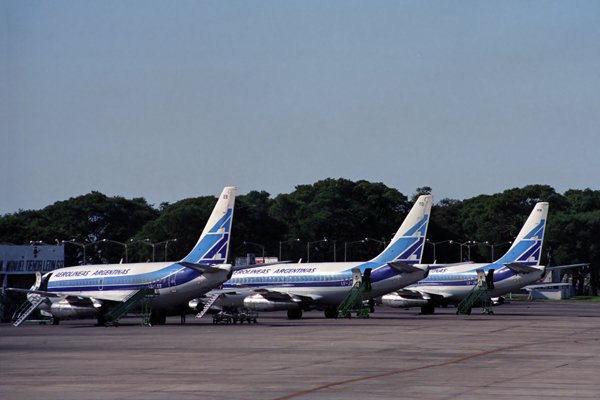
{"left": 181, "top": 187, "right": 236, "bottom": 265}
{"left": 495, "top": 202, "right": 548, "bottom": 266}
{"left": 370, "top": 195, "right": 433, "bottom": 264}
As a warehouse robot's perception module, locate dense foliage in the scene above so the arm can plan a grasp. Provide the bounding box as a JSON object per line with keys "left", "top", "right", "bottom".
{"left": 1, "top": 179, "right": 598, "bottom": 295}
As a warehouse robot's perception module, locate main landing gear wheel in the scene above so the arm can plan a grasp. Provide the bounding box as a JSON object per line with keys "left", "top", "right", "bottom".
{"left": 149, "top": 311, "right": 167, "bottom": 326}
{"left": 420, "top": 304, "right": 435, "bottom": 315}
{"left": 324, "top": 307, "right": 337, "bottom": 319}
{"left": 287, "top": 309, "right": 303, "bottom": 319}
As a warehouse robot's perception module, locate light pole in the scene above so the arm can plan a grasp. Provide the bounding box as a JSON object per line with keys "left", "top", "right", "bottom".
{"left": 449, "top": 240, "right": 473, "bottom": 262}
{"left": 62, "top": 239, "right": 97, "bottom": 265}
{"left": 158, "top": 239, "right": 177, "bottom": 261}
{"left": 365, "top": 237, "right": 387, "bottom": 248}
{"left": 134, "top": 239, "right": 178, "bottom": 262}
{"left": 244, "top": 241, "right": 265, "bottom": 262}
{"left": 137, "top": 239, "right": 156, "bottom": 262}
{"left": 279, "top": 238, "right": 300, "bottom": 261}
{"left": 344, "top": 240, "right": 364, "bottom": 262}
{"left": 492, "top": 241, "right": 512, "bottom": 262}
{"left": 100, "top": 239, "right": 132, "bottom": 263}
{"left": 425, "top": 239, "right": 452, "bottom": 263}
{"left": 307, "top": 238, "right": 327, "bottom": 263}
{"left": 473, "top": 240, "right": 512, "bottom": 262}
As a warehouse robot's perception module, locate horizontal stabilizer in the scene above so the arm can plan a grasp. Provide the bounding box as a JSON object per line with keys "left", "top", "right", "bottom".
{"left": 387, "top": 261, "right": 424, "bottom": 273}
{"left": 546, "top": 263, "right": 589, "bottom": 271}
{"left": 504, "top": 263, "right": 541, "bottom": 274}
{"left": 177, "top": 262, "right": 226, "bottom": 273}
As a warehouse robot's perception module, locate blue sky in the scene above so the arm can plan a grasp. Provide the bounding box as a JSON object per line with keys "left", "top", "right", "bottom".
{"left": 2, "top": 1, "right": 599, "bottom": 215}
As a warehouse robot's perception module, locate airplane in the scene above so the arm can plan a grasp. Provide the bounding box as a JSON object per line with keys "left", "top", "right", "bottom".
{"left": 10, "top": 186, "right": 239, "bottom": 326}
{"left": 380, "top": 201, "right": 583, "bottom": 314}
{"left": 198, "top": 195, "right": 433, "bottom": 319}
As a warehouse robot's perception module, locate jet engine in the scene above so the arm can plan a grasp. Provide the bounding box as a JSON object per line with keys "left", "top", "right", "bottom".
{"left": 243, "top": 294, "right": 300, "bottom": 311}
{"left": 50, "top": 299, "right": 101, "bottom": 320}
{"left": 381, "top": 293, "right": 429, "bottom": 308}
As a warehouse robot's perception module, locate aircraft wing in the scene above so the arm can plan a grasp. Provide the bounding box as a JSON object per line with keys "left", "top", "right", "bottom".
{"left": 546, "top": 263, "right": 589, "bottom": 271}
{"left": 203, "top": 285, "right": 322, "bottom": 302}
{"left": 393, "top": 288, "right": 453, "bottom": 300}
{"left": 523, "top": 282, "right": 572, "bottom": 289}
{"left": 7, "top": 287, "right": 65, "bottom": 298}
{"left": 6, "top": 287, "right": 116, "bottom": 305}
{"left": 387, "top": 261, "right": 425, "bottom": 273}
{"left": 255, "top": 288, "right": 322, "bottom": 302}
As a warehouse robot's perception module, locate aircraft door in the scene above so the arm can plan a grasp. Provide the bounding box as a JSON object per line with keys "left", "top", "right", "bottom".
{"left": 476, "top": 269, "right": 486, "bottom": 286}
{"left": 352, "top": 269, "right": 362, "bottom": 286}
{"left": 34, "top": 271, "right": 42, "bottom": 290}
{"left": 486, "top": 269, "right": 495, "bottom": 290}
{"left": 363, "top": 268, "right": 372, "bottom": 290}
{"left": 98, "top": 277, "right": 104, "bottom": 291}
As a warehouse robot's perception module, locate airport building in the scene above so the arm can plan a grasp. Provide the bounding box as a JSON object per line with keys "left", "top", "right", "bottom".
{"left": 1, "top": 244, "right": 64, "bottom": 320}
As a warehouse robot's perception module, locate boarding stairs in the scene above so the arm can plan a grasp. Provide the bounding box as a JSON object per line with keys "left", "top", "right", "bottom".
{"left": 337, "top": 268, "right": 372, "bottom": 319}
{"left": 456, "top": 269, "right": 494, "bottom": 315}
{"left": 12, "top": 296, "right": 45, "bottom": 327}
{"left": 104, "top": 286, "right": 158, "bottom": 326}
{"left": 195, "top": 293, "right": 220, "bottom": 319}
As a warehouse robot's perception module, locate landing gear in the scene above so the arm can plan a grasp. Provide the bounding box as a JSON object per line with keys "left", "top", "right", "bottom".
{"left": 420, "top": 303, "right": 435, "bottom": 315}
{"left": 287, "top": 309, "right": 303, "bottom": 319}
{"left": 51, "top": 316, "right": 60, "bottom": 325}
{"left": 324, "top": 307, "right": 337, "bottom": 319}
{"left": 149, "top": 311, "right": 167, "bottom": 325}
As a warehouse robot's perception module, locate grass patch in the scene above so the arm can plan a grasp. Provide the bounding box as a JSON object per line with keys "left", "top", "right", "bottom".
{"left": 569, "top": 296, "right": 600, "bottom": 302}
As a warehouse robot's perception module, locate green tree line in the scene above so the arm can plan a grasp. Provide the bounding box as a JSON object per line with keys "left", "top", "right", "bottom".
{"left": 1, "top": 179, "right": 598, "bottom": 295}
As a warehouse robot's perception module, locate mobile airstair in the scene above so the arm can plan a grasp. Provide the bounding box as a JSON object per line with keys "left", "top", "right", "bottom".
{"left": 104, "top": 286, "right": 159, "bottom": 326}
{"left": 12, "top": 296, "right": 46, "bottom": 327}
{"left": 195, "top": 293, "right": 220, "bottom": 319}
{"left": 337, "top": 268, "right": 372, "bottom": 319}
{"left": 457, "top": 269, "right": 494, "bottom": 315}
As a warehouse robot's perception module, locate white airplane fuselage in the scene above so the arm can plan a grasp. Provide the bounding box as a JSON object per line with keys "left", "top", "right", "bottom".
{"left": 35, "top": 262, "right": 231, "bottom": 319}
{"left": 382, "top": 263, "right": 545, "bottom": 307}
{"left": 215, "top": 261, "right": 429, "bottom": 310}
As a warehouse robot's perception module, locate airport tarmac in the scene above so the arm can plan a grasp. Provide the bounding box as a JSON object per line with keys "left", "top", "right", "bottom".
{"left": 1, "top": 301, "right": 599, "bottom": 400}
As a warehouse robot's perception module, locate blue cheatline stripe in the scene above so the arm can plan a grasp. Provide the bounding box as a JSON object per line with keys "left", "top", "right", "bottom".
{"left": 47, "top": 266, "right": 200, "bottom": 294}
{"left": 223, "top": 263, "right": 405, "bottom": 290}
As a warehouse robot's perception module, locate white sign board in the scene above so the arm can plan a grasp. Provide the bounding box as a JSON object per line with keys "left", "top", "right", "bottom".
{"left": 0, "top": 245, "right": 65, "bottom": 275}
